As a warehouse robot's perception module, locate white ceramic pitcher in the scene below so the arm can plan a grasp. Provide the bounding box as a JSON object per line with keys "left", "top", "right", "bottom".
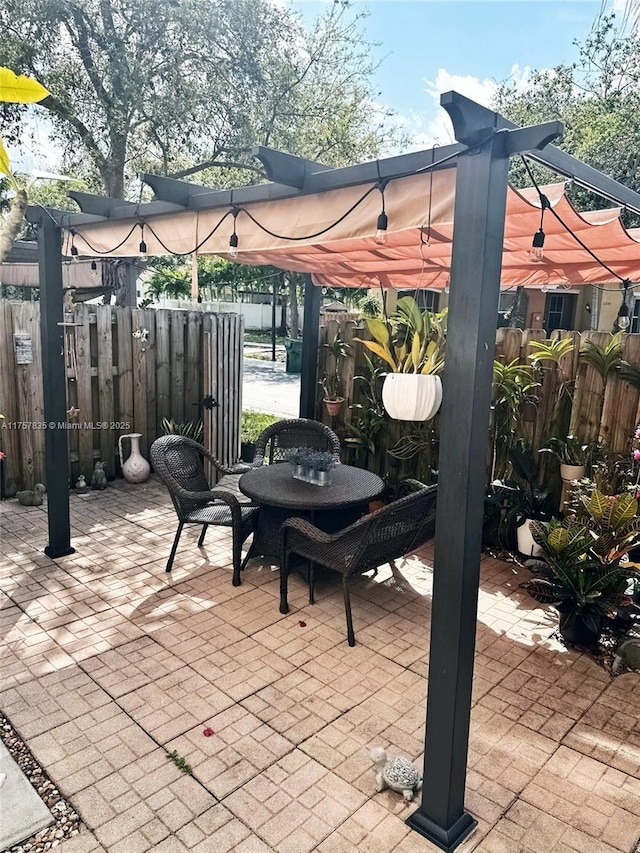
{"left": 118, "top": 433, "right": 151, "bottom": 483}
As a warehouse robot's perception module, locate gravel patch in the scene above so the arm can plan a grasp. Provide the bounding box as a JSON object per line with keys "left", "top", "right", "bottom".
{"left": 0, "top": 712, "right": 83, "bottom": 852}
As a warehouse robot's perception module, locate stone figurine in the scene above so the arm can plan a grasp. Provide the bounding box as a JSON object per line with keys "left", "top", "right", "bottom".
{"left": 16, "top": 483, "right": 46, "bottom": 506}
{"left": 90, "top": 461, "right": 108, "bottom": 490}
{"left": 75, "top": 474, "right": 88, "bottom": 494}
{"left": 369, "top": 747, "right": 422, "bottom": 802}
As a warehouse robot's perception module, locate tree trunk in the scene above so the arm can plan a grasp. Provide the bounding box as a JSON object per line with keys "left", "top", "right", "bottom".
{"left": 0, "top": 189, "right": 28, "bottom": 265}
{"left": 289, "top": 275, "right": 300, "bottom": 339}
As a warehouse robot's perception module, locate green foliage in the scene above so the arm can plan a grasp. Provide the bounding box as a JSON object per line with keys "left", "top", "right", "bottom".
{"left": 495, "top": 13, "right": 640, "bottom": 223}
{"left": 166, "top": 750, "right": 192, "bottom": 775}
{"left": 353, "top": 298, "right": 447, "bottom": 375}
{"left": 321, "top": 332, "right": 351, "bottom": 400}
{"left": 539, "top": 435, "right": 589, "bottom": 466}
{"left": 241, "top": 410, "right": 279, "bottom": 444}
{"left": 0, "top": 0, "right": 403, "bottom": 198}
{"left": 491, "top": 359, "right": 540, "bottom": 480}
{"left": 528, "top": 337, "right": 575, "bottom": 368}
{"left": 161, "top": 417, "right": 204, "bottom": 443}
{"left": 579, "top": 334, "right": 624, "bottom": 384}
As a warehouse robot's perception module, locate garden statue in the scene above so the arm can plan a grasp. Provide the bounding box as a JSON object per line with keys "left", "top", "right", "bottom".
{"left": 90, "top": 461, "right": 108, "bottom": 490}
{"left": 16, "top": 483, "right": 46, "bottom": 506}
{"left": 75, "top": 474, "right": 88, "bottom": 494}
{"left": 369, "top": 747, "right": 422, "bottom": 802}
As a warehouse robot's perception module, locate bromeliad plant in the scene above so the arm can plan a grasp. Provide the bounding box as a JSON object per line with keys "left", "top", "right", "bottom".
{"left": 539, "top": 435, "right": 589, "bottom": 467}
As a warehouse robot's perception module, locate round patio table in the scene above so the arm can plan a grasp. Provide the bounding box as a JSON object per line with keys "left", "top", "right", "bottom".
{"left": 239, "top": 463, "right": 384, "bottom": 562}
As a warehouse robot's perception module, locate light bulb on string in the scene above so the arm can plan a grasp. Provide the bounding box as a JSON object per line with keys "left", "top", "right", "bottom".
{"left": 138, "top": 223, "right": 147, "bottom": 257}
{"left": 90, "top": 260, "right": 99, "bottom": 278}
{"left": 374, "top": 180, "right": 388, "bottom": 245}
{"left": 70, "top": 232, "right": 79, "bottom": 262}
{"left": 529, "top": 229, "right": 545, "bottom": 262}
{"left": 618, "top": 281, "right": 631, "bottom": 330}
{"left": 228, "top": 232, "right": 239, "bottom": 259}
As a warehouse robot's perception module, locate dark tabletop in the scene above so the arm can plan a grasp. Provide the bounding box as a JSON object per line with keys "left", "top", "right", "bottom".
{"left": 239, "top": 463, "right": 384, "bottom": 511}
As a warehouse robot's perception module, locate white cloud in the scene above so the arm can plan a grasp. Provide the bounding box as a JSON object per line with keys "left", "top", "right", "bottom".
{"left": 7, "top": 108, "right": 62, "bottom": 176}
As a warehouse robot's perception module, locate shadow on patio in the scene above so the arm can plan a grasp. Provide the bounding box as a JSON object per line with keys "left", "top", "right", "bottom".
{"left": 1, "top": 478, "right": 639, "bottom": 853}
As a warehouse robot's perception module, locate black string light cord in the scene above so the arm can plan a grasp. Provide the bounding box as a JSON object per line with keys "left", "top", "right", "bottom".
{"left": 520, "top": 155, "right": 632, "bottom": 293}
{"left": 61, "top": 141, "right": 480, "bottom": 257}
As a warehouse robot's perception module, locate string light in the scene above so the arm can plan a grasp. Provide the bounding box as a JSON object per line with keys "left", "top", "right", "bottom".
{"left": 229, "top": 209, "right": 239, "bottom": 259}
{"left": 90, "top": 260, "right": 98, "bottom": 278}
{"left": 70, "top": 231, "right": 79, "bottom": 261}
{"left": 138, "top": 223, "right": 147, "bottom": 256}
{"left": 374, "top": 180, "right": 388, "bottom": 245}
{"left": 617, "top": 280, "right": 631, "bottom": 330}
{"left": 529, "top": 194, "right": 549, "bottom": 263}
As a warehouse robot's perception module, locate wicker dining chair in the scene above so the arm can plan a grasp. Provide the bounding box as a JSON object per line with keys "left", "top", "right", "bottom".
{"left": 252, "top": 418, "right": 341, "bottom": 467}
{"left": 278, "top": 479, "right": 437, "bottom": 646}
{"left": 150, "top": 435, "right": 257, "bottom": 585}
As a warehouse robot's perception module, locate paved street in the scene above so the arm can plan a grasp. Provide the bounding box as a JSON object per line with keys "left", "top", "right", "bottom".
{"left": 242, "top": 354, "right": 301, "bottom": 418}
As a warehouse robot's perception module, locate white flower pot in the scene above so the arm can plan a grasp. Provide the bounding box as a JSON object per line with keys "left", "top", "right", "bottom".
{"left": 118, "top": 433, "right": 150, "bottom": 483}
{"left": 516, "top": 517, "right": 545, "bottom": 557}
{"left": 560, "top": 464, "right": 585, "bottom": 482}
{"left": 382, "top": 374, "right": 442, "bottom": 421}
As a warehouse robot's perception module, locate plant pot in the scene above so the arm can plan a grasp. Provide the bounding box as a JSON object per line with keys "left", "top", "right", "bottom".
{"left": 311, "top": 469, "right": 332, "bottom": 486}
{"left": 324, "top": 397, "right": 344, "bottom": 417}
{"left": 560, "top": 463, "right": 585, "bottom": 482}
{"left": 519, "top": 398, "right": 539, "bottom": 423}
{"left": 382, "top": 374, "right": 442, "bottom": 421}
{"left": 558, "top": 606, "right": 603, "bottom": 647}
{"left": 241, "top": 441, "right": 256, "bottom": 463}
{"left": 516, "top": 517, "right": 545, "bottom": 557}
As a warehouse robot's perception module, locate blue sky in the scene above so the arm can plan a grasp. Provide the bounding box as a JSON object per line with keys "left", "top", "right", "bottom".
{"left": 290, "top": 0, "right": 618, "bottom": 148}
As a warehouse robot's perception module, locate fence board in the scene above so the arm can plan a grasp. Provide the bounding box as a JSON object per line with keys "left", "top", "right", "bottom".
{"left": 155, "top": 310, "right": 171, "bottom": 435}
{"left": 96, "top": 307, "right": 115, "bottom": 477}
{"left": 116, "top": 306, "right": 134, "bottom": 464}
{"left": 170, "top": 311, "right": 185, "bottom": 423}
{"left": 74, "top": 304, "right": 95, "bottom": 477}
{"left": 0, "top": 301, "right": 20, "bottom": 495}
{"left": 143, "top": 309, "right": 157, "bottom": 459}
{"left": 185, "top": 311, "right": 201, "bottom": 426}
{"left": 131, "top": 308, "right": 148, "bottom": 457}
{"left": 13, "top": 304, "right": 44, "bottom": 488}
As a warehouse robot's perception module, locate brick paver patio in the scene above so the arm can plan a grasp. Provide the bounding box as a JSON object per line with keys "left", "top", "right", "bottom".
{"left": 1, "top": 477, "right": 639, "bottom": 853}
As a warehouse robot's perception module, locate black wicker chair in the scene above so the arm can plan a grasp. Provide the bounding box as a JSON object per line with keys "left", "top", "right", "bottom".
{"left": 150, "top": 435, "right": 258, "bottom": 585}
{"left": 278, "top": 479, "right": 437, "bottom": 646}
{"left": 252, "top": 418, "right": 341, "bottom": 466}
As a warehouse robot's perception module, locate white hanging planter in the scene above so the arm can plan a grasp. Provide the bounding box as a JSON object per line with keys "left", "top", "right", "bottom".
{"left": 381, "top": 374, "right": 443, "bottom": 421}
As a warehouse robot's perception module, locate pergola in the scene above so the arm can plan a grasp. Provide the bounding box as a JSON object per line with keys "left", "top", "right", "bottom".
{"left": 26, "top": 92, "right": 640, "bottom": 852}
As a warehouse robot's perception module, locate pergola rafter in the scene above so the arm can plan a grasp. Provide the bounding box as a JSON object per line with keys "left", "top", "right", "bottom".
{"left": 24, "top": 92, "right": 640, "bottom": 853}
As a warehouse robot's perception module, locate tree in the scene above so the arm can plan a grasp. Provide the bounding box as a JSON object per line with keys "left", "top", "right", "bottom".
{"left": 494, "top": 12, "right": 640, "bottom": 221}
{"left": 0, "top": 0, "right": 398, "bottom": 200}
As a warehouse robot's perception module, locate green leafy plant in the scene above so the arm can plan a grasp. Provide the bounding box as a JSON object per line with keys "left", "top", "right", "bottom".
{"left": 579, "top": 333, "right": 624, "bottom": 384}
{"left": 161, "top": 417, "right": 204, "bottom": 443}
{"left": 320, "top": 332, "right": 351, "bottom": 400}
{"left": 166, "top": 750, "right": 193, "bottom": 774}
{"left": 491, "top": 359, "right": 540, "bottom": 480}
{"left": 353, "top": 298, "right": 446, "bottom": 375}
{"left": 521, "top": 517, "right": 637, "bottom": 640}
{"left": 539, "top": 435, "right": 588, "bottom": 466}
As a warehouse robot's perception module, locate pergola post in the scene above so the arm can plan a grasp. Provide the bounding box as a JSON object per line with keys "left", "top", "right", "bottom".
{"left": 407, "top": 97, "right": 561, "bottom": 851}
{"left": 300, "top": 273, "right": 321, "bottom": 418}
{"left": 37, "top": 215, "right": 75, "bottom": 558}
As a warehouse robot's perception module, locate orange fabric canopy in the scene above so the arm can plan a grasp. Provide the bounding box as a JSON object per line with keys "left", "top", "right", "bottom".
{"left": 70, "top": 166, "right": 640, "bottom": 289}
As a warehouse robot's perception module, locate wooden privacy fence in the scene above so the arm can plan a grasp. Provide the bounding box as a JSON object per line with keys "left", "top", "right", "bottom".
{"left": 315, "top": 320, "right": 640, "bottom": 479}
{"left": 0, "top": 301, "right": 244, "bottom": 495}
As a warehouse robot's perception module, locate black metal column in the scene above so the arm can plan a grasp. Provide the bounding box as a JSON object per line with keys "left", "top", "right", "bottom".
{"left": 406, "top": 132, "right": 510, "bottom": 850}
{"left": 38, "top": 216, "right": 75, "bottom": 558}
{"left": 299, "top": 273, "right": 321, "bottom": 418}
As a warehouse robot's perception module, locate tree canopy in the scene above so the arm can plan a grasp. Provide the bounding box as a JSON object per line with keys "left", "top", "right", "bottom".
{"left": 0, "top": 0, "right": 398, "bottom": 199}
{"left": 494, "top": 12, "right": 640, "bottom": 219}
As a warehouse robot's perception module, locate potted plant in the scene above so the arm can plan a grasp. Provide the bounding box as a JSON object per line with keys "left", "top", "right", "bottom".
{"left": 494, "top": 438, "right": 556, "bottom": 556}
{"left": 308, "top": 450, "right": 337, "bottom": 485}
{"left": 354, "top": 298, "right": 446, "bottom": 421}
{"left": 240, "top": 411, "right": 278, "bottom": 462}
{"left": 521, "top": 492, "right": 640, "bottom": 646}
{"left": 539, "top": 435, "right": 588, "bottom": 482}
{"left": 321, "top": 332, "right": 351, "bottom": 416}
